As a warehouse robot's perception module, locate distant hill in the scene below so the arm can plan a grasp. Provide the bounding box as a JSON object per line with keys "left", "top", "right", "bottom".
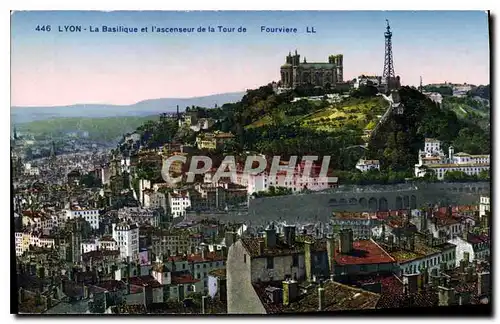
{"left": 16, "top": 115, "right": 160, "bottom": 143}
{"left": 11, "top": 92, "right": 245, "bottom": 124}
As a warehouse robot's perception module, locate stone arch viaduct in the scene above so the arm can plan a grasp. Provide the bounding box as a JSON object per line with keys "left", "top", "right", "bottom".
{"left": 245, "top": 182, "right": 490, "bottom": 225}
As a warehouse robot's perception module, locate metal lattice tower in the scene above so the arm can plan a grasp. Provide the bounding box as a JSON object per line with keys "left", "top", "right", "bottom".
{"left": 383, "top": 19, "right": 395, "bottom": 91}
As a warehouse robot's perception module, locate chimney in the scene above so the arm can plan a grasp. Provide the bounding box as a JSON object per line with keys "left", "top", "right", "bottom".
{"left": 403, "top": 274, "right": 418, "bottom": 295}
{"left": 419, "top": 267, "right": 428, "bottom": 290}
{"left": 387, "top": 234, "right": 394, "bottom": 249}
{"left": 458, "top": 291, "right": 471, "bottom": 305}
{"left": 126, "top": 256, "right": 131, "bottom": 294}
{"left": 221, "top": 246, "right": 228, "bottom": 258}
{"left": 326, "top": 235, "right": 335, "bottom": 277}
{"left": 427, "top": 232, "right": 434, "bottom": 246}
{"left": 409, "top": 234, "right": 415, "bottom": 251}
{"left": 304, "top": 240, "right": 313, "bottom": 282}
{"left": 225, "top": 231, "right": 236, "bottom": 248}
{"left": 477, "top": 272, "right": 490, "bottom": 296}
{"left": 283, "top": 225, "right": 296, "bottom": 246}
{"left": 439, "top": 261, "right": 447, "bottom": 274}
{"left": 202, "top": 295, "right": 208, "bottom": 314}
{"left": 265, "top": 224, "right": 277, "bottom": 248}
{"left": 283, "top": 225, "right": 291, "bottom": 245}
{"left": 459, "top": 260, "right": 466, "bottom": 273}
{"left": 201, "top": 245, "right": 208, "bottom": 259}
{"left": 465, "top": 266, "right": 474, "bottom": 282}
{"left": 143, "top": 285, "right": 153, "bottom": 308}
{"left": 438, "top": 286, "right": 455, "bottom": 306}
{"left": 338, "top": 229, "right": 353, "bottom": 254}
{"left": 258, "top": 240, "right": 265, "bottom": 256}
{"left": 83, "top": 284, "right": 89, "bottom": 299}
{"left": 318, "top": 286, "right": 325, "bottom": 311}
{"left": 282, "top": 280, "right": 299, "bottom": 306}
{"left": 463, "top": 251, "right": 470, "bottom": 264}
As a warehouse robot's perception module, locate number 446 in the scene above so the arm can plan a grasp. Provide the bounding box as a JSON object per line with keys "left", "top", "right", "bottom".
{"left": 35, "top": 25, "right": 51, "bottom": 32}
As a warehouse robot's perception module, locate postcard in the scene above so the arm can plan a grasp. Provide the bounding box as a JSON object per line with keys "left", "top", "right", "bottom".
{"left": 11, "top": 10, "right": 491, "bottom": 315}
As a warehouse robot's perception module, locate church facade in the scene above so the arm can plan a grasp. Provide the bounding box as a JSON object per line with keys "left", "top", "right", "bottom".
{"left": 280, "top": 50, "right": 344, "bottom": 89}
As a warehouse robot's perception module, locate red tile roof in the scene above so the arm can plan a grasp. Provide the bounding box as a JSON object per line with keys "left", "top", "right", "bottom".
{"left": 376, "top": 210, "right": 409, "bottom": 220}
{"left": 334, "top": 240, "right": 396, "bottom": 266}
{"left": 466, "top": 232, "right": 489, "bottom": 245}
{"left": 171, "top": 272, "right": 199, "bottom": 285}
{"left": 127, "top": 275, "right": 162, "bottom": 288}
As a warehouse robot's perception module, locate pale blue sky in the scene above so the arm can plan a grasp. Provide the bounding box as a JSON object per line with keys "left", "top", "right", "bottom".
{"left": 11, "top": 11, "right": 490, "bottom": 106}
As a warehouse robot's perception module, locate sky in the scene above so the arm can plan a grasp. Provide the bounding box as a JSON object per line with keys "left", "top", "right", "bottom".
{"left": 11, "top": 11, "right": 490, "bottom": 106}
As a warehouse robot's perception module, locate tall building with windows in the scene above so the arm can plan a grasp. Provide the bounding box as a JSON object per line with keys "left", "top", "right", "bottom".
{"left": 280, "top": 50, "right": 344, "bottom": 89}
{"left": 112, "top": 221, "right": 139, "bottom": 260}
{"left": 414, "top": 138, "right": 490, "bottom": 180}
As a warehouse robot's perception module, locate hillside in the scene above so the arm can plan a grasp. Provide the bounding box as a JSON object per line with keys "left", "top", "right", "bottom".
{"left": 300, "top": 97, "right": 386, "bottom": 132}
{"left": 11, "top": 92, "right": 245, "bottom": 124}
{"left": 246, "top": 96, "right": 387, "bottom": 134}
{"left": 367, "top": 87, "right": 490, "bottom": 172}
{"left": 441, "top": 96, "right": 490, "bottom": 129}
{"left": 16, "top": 115, "right": 159, "bottom": 143}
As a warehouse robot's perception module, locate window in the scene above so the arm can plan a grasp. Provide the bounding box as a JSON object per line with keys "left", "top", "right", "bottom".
{"left": 197, "top": 264, "right": 200, "bottom": 269}
{"left": 244, "top": 254, "right": 247, "bottom": 263}
{"left": 267, "top": 257, "right": 274, "bottom": 269}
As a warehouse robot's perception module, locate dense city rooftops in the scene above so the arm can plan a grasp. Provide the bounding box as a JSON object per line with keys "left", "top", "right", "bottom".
{"left": 241, "top": 237, "right": 304, "bottom": 258}
{"left": 92, "top": 279, "right": 126, "bottom": 292}
{"left": 385, "top": 235, "right": 456, "bottom": 263}
{"left": 81, "top": 250, "right": 120, "bottom": 262}
{"left": 334, "top": 240, "right": 396, "bottom": 266}
{"left": 166, "top": 251, "right": 225, "bottom": 263}
{"left": 253, "top": 280, "right": 380, "bottom": 314}
{"left": 332, "top": 212, "right": 373, "bottom": 220}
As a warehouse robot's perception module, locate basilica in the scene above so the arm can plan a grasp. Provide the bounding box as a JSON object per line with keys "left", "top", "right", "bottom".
{"left": 279, "top": 50, "right": 344, "bottom": 89}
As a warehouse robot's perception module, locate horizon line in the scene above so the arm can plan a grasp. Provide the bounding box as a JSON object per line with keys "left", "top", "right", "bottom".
{"left": 11, "top": 80, "right": 489, "bottom": 108}
{"left": 11, "top": 90, "right": 248, "bottom": 108}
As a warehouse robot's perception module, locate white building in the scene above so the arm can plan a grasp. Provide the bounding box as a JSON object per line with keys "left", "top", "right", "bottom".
{"left": 479, "top": 196, "right": 490, "bottom": 219}
{"left": 81, "top": 240, "right": 98, "bottom": 254}
{"left": 414, "top": 139, "right": 490, "bottom": 180}
{"left": 448, "top": 234, "right": 490, "bottom": 267}
{"left": 15, "top": 232, "right": 29, "bottom": 257}
{"left": 354, "top": 75, "right": 382, "bottom": 89}
{"left": 423, "top": 92, "right": 443, "bottom": 105}
{"left": 399, "top": 243, "right": 457, "bottom": 276}
{"left": 121, "top": 157, "right": 131, "bottom": 173}
{"left": 143, "top": 191, "right": 167, "bottom": 212}
{"left": 355, "top": 159, "right": 380, "bottom": 173}
{"left": 81, "top": 237, "right": 118, "bottom": 254}
{"left": 234, "top": 161, "right": 336, "bottom": 195}
{"left": 168, "top": 191, "right": 191, "bottom": 218}
{"left": 65, "top": 208, "right": 100, "bottom": 229}
{"left": 112, "top": 222, "right": 139, "bottom": 260}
